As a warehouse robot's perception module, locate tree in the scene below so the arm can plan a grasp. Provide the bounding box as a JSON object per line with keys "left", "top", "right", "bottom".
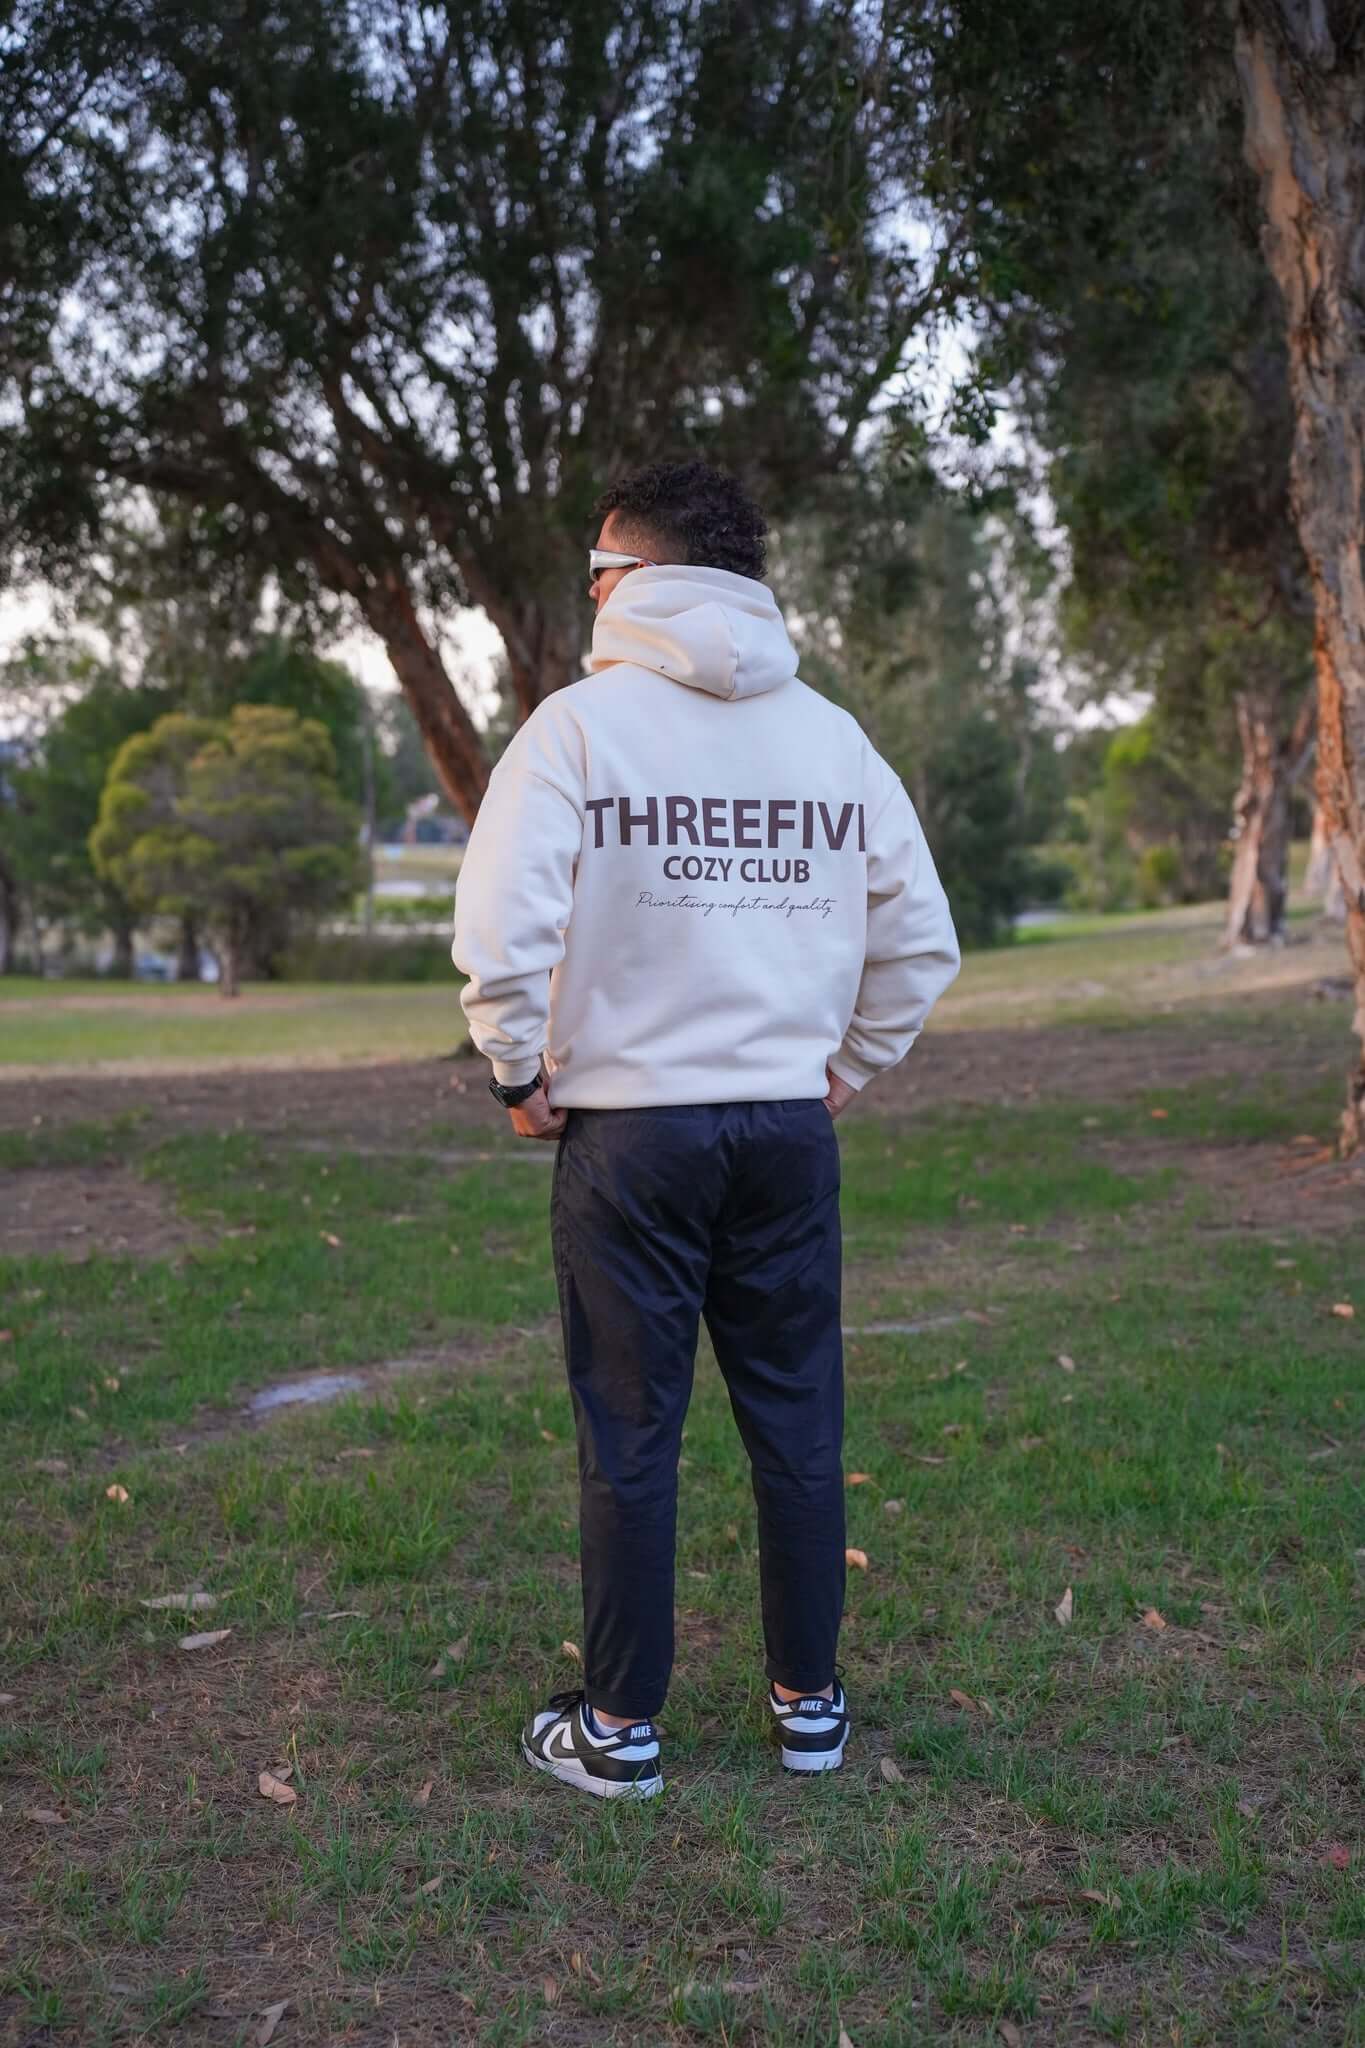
{"left": 2, "top": 0, "right": 959, "bottom": 819}
{"left": 917, "top": 0, "right": 1314, "bottom": 947}
{"left": 8, "top": 670, "right": 175, "bottom": 974}
{"left": 91, "top": 705, "right": 361, "bottom": 996}
{"left": 1231, "top": 3, "right": 1365, "bottom": 1146}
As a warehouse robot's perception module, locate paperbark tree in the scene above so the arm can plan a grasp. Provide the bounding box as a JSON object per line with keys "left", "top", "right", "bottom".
{"left": 1233, "top": 3, "right": 1365, "bottom": 1146}
{"left": 2, "top": 0, "right": 956, "bottom": 820}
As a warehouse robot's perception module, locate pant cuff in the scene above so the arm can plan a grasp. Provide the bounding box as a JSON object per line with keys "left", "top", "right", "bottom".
{"left": 585, "top": 1683, "right": 664, "bottom": 1720}
{"left": 765, "top": 1658, "right": 835, "bottom": 1693}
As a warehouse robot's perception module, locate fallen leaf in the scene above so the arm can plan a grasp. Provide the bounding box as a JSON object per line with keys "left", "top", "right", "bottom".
{"left": 846, "top": 1472, "right": 873, "bottom": 1485}
{"left": 941, "top": 1423, "right": 966, "bottom": 1437}
{"left": 1018, "top": 1436, "right": 1045, "bottom": 1452}
{"left": 336, "top": 1448, "right": 375, "bottom": 1459}
{"left": 1330, "top": 1301, "right": 1354, "bottom": 1319}
{"left": 570, "top": 1952, "right": 602, "bottom": 1985}
{"left": 141, "top": 1591, "right": 218, "bottom": 1612}
{"left": 105, "top": 1483, "right": 130, "bottom": 1504}
{"left": 912, "top": 1453, "right": 947, "bottom": 1466}
{"left": 883, "top": 1498, "right": 904, "bottom": 1516}
{"left": 1139, "top": 1607, "right": 1167, "bottom": 1631}
{"left": 949, "top": 1687, "right": 977, "bottom": 1712}
{"left": 562, "top": 1639, "right": 582, "bottom": 1663}
{"left": 268, "top": 1763, "right": 293, "bottom": 1781}
{"left": 879, "top": 1756, "right": 905, "bottom": 1784}
{"left": 0, "top": 1692, "right": 16, "bottom": 1704}
{"left": 998, "top": 2021, "right": 1023, "bottom": 2048}
{"left": 539, "top": 1428, "right": 556, "bottom": 1442}
{"left": 1351, "top": 1668, "right": 1365, "bottom": 1689}
{"left": 1077, "top": 1888, "right": 1118, "bottom": 1909}
{"left": 413, "top": 1777, "right": 434, "bottom": 1807}
{"left": 419, "top": 1874, "right": 442, "bottom": 1895}
{"left": 179, "top": 1628, "right": 233, "bottom": 1651}
{"left": 1057, "top": 1354, "right": 1076, "bottom": 1373}
{"left": 1054, "top": 1585, "right": 1074, "bottom": 1627}
{"left": 321, "top": 1231, "right": 342, "bottom": 1248}
{"left": 33, "top": 1458, "right": 69, "bottom": 1475}
{"left": 542, "top": 1976, "right": 559, "bottom": 2005}
{"left": 255, "top": 1999, "right": 290, "bottom": 2046}
{"left": 838, "top": 2030, "right": 856, "bottom": 2048}
{"left": 69, "top": 1405, "right": 88, "bottom": 1421}
{"left": 103, "top": 1376, "right": 120, "bottom": 1392}
{"left": 1322, "top": 1843, "right": 1351, "bottom": 1870}
{"left": 323, "top": 1609, "right": 365, "bottom": 1621}
{"left": 845, "top": 1547, "right": 869, "bottom": 1571}
{"left": 258, "top": 1770, "right": 297, "bottom": 1806}
{"left": 445, "top": 1635, "right": 470, "bottom": 1662}
{"left": 26, "top": 1807, "right": 65, "bottom": 1824}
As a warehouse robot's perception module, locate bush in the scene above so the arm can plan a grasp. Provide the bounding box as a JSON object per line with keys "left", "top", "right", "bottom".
{"left": 276, "top": 934, "right": 453, "bottom": 982}
{"left": 1135, "top": 843, "right": 1184, "bottom": 908}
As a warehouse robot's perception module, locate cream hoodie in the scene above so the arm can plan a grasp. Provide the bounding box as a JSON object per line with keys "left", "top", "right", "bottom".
{"left": 451, "top": 564, "right": 961, "bottom": 1107}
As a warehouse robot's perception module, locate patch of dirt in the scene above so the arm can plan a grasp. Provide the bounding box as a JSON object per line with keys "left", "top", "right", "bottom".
{"left": 0, "top": 998, "right": 1342, "bottom": 1141}
{"left": 0, "top": 1165, "right": 203, "bottom": 1262}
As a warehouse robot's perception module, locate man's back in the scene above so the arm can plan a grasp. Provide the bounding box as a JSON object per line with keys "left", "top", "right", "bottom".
{"left": 453, "top": 562, "right": 959, "bottom": 1107}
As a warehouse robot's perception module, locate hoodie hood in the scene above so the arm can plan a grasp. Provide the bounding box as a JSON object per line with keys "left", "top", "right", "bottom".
{"left": 587, "top": 564, "right": 799, "bottom": 701}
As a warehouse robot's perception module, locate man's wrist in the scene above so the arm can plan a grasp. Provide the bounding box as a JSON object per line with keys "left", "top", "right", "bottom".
{"left": 488, "top": 1070, "right": 544, "bottom": 1109}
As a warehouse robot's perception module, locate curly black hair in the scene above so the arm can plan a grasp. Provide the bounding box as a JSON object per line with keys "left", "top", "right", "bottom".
{"left": 593, "top": 459, "right": 768, "bottom": 580}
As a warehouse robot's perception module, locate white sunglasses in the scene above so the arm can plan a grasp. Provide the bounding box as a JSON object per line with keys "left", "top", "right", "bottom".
{"left": 589, "top": 547, "right": 655, "bottom": 576}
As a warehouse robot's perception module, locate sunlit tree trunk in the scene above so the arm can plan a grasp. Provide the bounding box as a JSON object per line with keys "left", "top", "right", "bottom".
{"left": 1223, "top": 689, "right": 1314, "bottom": 946}
{"left": 1235, "top": 4, "right": 1365, "bottom": 1149}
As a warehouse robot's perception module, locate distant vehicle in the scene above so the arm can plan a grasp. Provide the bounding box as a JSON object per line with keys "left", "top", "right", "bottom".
{"left": 134, "top": 952, "right": 174, "bottom": 981}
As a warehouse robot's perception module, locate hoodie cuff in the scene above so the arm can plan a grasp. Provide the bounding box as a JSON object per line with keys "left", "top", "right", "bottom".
{"left": 827, "top": 1047, "right": 880, "bottom": 1092}
{"left": 491, "top": 1055, "right": 544, "bottom": 1088}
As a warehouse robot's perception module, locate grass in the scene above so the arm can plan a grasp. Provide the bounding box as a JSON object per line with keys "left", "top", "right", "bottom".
{"left": 1, "top": 912, "right": 1362, "bottom": 2045}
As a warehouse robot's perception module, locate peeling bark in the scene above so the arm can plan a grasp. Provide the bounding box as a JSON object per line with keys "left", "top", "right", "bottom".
{"left": 1307, "top": 800, "right": 1347, "bottom": 917}
{"left": 1224, "top": 688, "right": 1314, "bottom": 946}
{"left": 1235, "top": 5, "right": 1365, "bottom": 1150}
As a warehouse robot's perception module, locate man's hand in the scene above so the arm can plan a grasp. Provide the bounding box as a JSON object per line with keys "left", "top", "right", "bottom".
{"left": 508, "top": 1080, "right": 567, "bottom": 1141}
{"left": 823, "top": 1065, "right": 857, "bottom": 1119}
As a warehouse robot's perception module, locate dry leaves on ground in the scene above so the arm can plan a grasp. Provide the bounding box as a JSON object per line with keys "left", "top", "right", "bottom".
{"left": 1054, "top": 1585, "right": 1074, "bottom": 1626}
{"left": 1140, "top": 1607, "right": 1167, "bottom": 1631}
{"left": 141, "top": 1590, "right": 218, "bottom": 1612}
{"left": 845, "top": 1547, "right": 869, "bottom": 1571}
{"left": 255, "top": 1999, "right": 290, "bottom": 2046}
{"left": 179, "top": 1628, "right": 232, "bottom": 1651}
{"left": 258, "top": 1769, "right": 297, "bottom": 1806}
{"left": 562, "top": 1639, "right": 582, "bottom": 1663}
{"left": 879, "top": 1756, "right": 904, "bottom": 1784}
{"left": 105, "top": 1483, "right": 130, "bottom": 1504}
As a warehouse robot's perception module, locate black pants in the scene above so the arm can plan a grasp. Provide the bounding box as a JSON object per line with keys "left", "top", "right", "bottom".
{"left": 549, "top": 1099, "right": 845, "bottom": 1719}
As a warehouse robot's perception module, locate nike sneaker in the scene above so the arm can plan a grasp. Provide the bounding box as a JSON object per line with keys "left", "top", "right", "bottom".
{"left": 521, "top": 1688, "right": 663, "bottom": 1799}
{"left": 769, "top": 1678, "right": 850, "bottom": 1773}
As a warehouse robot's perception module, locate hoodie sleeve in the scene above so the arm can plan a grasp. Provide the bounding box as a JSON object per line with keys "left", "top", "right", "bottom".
{"left": 827, "top": 765, "right": 961, "bottom": 1092}
{"left": 450, "top": 708, "right": 585, "bottom": 1087}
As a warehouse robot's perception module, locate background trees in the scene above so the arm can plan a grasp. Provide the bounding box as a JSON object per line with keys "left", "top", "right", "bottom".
{"left": 1, "top": 0, "right": 960, "bottom": 817}
{"left": 91, "top": 706, "right": 361, "bottom": 997}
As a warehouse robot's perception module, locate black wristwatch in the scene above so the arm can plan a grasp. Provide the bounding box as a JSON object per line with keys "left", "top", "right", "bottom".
{"left": 488, "top": 1070, "right": 545, "bottom": 1109}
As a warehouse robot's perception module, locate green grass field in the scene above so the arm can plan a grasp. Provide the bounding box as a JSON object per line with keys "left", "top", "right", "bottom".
{"left": 2, "top": 910, "right": 1362, "bottom": 2045}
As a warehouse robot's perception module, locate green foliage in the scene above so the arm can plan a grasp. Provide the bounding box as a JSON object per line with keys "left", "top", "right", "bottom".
{"left": 276, "top": 934, "right": 454, "bottom": 985}
{"left": 91, "top": 706, "right": 361, "bottom": 993}
{"left": 4, "top": 664, "right": 175, "bottom": 966}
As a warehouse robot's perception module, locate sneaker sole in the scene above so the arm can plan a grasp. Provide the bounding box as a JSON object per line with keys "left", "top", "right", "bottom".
{"left": 780, "top": 1738, "right": 847, "bottom": 1774}
{"left": 520, "top": 1738, "right": 663, "bottom": 1799}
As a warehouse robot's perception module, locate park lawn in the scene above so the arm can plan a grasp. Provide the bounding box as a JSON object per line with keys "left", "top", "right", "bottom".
{"left": 2, "top": 999, "right": 1362, "bottom": 2045}
{"left": 0, "top": 892, "right": 1352, "bottom": 1073}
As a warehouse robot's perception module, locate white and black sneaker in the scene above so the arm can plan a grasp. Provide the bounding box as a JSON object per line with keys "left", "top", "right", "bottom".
{"left": 769, "top": 1678, "right": 851, "bottom": 1773}
{"left": 521, "top": 1689, "right": 663, "bottom": 1799}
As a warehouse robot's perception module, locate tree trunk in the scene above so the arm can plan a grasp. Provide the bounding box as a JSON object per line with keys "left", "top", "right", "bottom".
{"left": 1307, "top": 801, "right": 1347, "bottom": 918}
{"left": 176, "top": 913, "right": 200, "bottom": 982}
{"left": 110, "top": 917, "right": 135, "bottom": 979}
{"left": 360, "top": 572, "right": 491, "bottom": 825}
{"left": 219, "top": 930, "right": 241, "bottom": 1000}
{"left": 483, "top": 596, "right": 585, "bottom": 723}
{"left": 1235, "top": 7, "right": 1365, "bottom": 1150}
{"left": 1223, "top": 689, "right": 1313, "bottom": 946}
{"left": 0, "top": 849, "right": 18, "bottom": 974}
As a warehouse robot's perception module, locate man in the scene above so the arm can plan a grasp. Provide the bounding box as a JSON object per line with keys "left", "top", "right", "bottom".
{"left": 452, "top": 459, "right": 960, "bottom": 1799}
